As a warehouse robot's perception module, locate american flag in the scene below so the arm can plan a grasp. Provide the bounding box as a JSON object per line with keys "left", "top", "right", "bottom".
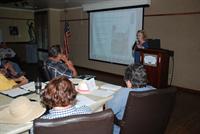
{"left": 63, "top": 21, "right": 71, "bottom": 55}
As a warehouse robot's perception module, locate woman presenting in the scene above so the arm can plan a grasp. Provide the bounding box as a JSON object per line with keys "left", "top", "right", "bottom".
{"left": 132, "top": 30, "right": 149, "bottom": 64}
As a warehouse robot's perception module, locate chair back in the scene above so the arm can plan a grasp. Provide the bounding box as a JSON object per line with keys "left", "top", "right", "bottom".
{"left": 120, "top": 87, "right": 176, "bottom": 134}
{"left": 34, "top": 109, "right": 114, "bottom": 134}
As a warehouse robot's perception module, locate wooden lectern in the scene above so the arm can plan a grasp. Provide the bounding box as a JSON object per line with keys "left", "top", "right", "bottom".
{"left": 136, "top": 49, "right": 170, "bottom": 88}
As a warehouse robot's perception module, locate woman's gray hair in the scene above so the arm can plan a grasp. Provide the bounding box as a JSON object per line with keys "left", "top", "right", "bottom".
{"left": 124, "top": 64, "right": 147, "bottom": 88}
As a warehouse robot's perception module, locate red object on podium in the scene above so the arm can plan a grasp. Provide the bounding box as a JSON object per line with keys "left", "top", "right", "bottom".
{"left": 137, "top": 49, "right": 170, "bottom": 88}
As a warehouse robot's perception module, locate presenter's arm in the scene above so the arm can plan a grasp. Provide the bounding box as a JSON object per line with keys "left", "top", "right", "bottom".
{"left": 143, "top": 41, "right": 149, "bottom": 49}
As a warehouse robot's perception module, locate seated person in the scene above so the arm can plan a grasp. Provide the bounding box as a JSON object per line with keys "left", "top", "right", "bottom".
{"left": 46, "top": 45, "right": 77, "bottom": 79}
{"left": 106, "top": 64, "right": 154, "bottom": 134}
{"left": 0, "top": 69, "right": 28, "bottom": 90}
{"left": 40, "top": 76, "right": 91, "bottom": 119}
{"left": 0, "top": 42, "right": 21, "bottom": 64}
{"left": 1, "top": 60, "right": 23, "bottom": 77}
{"left": 0, "top": 42, "right": 16, "bottom": 59}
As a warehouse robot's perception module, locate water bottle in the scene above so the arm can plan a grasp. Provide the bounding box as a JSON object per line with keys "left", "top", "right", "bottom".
{"left": 35, "top": 77, "right": 42, "bottom": 94}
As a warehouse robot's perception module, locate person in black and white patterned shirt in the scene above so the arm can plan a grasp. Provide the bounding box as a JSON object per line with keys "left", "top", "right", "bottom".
{"left": 46, "top": 45, "right": 77, "bottom": 79}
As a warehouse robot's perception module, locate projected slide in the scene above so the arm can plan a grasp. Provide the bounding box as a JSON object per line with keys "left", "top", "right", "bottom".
{"left": 89, "top": 8, "right": 143, "bottom": 65}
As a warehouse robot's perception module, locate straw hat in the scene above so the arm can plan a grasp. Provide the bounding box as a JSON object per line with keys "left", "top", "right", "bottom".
{"left": 0, "top": 96, "right": 46, "bottom": 124}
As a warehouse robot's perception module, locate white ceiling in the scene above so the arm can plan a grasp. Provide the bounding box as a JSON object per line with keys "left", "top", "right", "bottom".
{"left": 0, "top": 0, "right": 111, "bottom": 10}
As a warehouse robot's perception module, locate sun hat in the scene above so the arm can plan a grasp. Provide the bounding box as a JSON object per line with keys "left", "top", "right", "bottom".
{"left": 0, "top": 96, "right": 46, "bottom": 124}
{"left": 75, "top": 80, "right": 91, "bottom": 94}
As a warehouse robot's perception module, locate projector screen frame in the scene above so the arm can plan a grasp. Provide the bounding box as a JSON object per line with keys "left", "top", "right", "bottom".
{"left": 88, "top": 5, "right": 146, "bottom": 66}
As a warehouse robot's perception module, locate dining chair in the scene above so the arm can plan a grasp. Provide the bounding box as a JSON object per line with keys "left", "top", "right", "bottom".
{"left": 34, "top": 109, "right": 114, "bottom": 134}
{"left": 115, "top": 87, "right": 176, "bottom": 134}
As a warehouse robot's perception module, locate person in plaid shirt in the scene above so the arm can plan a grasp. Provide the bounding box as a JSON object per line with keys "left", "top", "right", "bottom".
{"left": 46, "top": 45, "right": 77, "bottom": 79}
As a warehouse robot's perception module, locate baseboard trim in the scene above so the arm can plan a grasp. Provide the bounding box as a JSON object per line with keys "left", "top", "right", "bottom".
{"left": 174, "top": 86, "right": 200, "bottom": 95}
{"left": 75, "top": 65, "right": 124, "bottom": 78}
{"left": 75, "top": 65, "right": 200, "bottom": 94}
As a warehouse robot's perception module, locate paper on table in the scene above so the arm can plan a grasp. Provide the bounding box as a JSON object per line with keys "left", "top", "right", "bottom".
{"left": 76, "top": 95, "right": 96, "bottom": 107}
{"left": 100, "top": 83, "right": 122, "bottom": 91}
{"left": 90, "top": 90, "right": 114, "bottom": 97}
{"left": 0, "top": 88, "right": 30, "bottom": 98}
{"left": 42, "top": 83, "right": 47, "bottom": 89}
{"left": 20, "top": 82, "right": 35, "bottom": 91}
{"left": 20, "top": 82, "right": 46, "bottom": 91}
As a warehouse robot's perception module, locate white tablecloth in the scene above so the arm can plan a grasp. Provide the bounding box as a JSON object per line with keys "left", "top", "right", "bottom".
{"left": 0, "top": 80, "right": 121, "bottom": 134}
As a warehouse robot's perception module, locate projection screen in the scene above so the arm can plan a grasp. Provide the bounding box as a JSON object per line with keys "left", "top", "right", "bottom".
{"left": 89, "top": 7, "right": 144, "bottom": 65}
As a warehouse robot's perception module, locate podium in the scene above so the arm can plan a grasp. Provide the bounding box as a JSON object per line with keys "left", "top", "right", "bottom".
{"left": 136, "top": 49, "right": 171, "bottom": 88}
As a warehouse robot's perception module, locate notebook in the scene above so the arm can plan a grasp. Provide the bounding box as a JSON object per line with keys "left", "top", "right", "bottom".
{"left": 0, "top": 87, "right": 31, "bottom": 98}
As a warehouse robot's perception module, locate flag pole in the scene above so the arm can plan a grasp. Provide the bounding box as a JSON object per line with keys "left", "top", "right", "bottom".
{"left": 63, "top": 10, "right": 71, "bottom": 57}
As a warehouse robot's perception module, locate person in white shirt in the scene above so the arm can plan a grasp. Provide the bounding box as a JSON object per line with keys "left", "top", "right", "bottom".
{"left": 0, "top": 42, "right": 16, "bottom": 59}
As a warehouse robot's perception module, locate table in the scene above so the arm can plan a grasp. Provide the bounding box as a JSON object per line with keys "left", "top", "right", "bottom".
{"left": 0, "top": 80, "right": 121, "bottom": 134}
